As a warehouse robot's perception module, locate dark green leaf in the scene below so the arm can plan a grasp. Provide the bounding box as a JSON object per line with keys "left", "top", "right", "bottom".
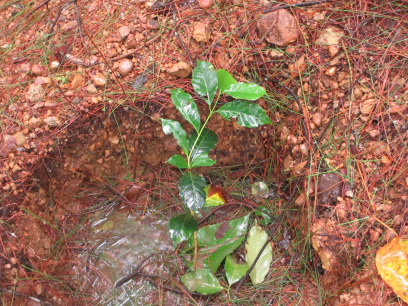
{"left": 171, "top": 89, "right": 201, "bottom": 132}
{"left": 203, "top": 236, "right": 245, "bottom": 273}
{"left": 189, "top": 128, "right": 218, "bottom": 167}
{"left": 169, "top": 213, "right": 198, "bottom": 249}
{"left": 217, "top": 100, "right": 272, "bottom": 128}
{"left": 224, "top": 83, "right": 266, "bottom": 100}
{"left": 180, "top": 270, "right": 222, "bottom": 294}
{"left": 191, "top": 154, "right": 216, "bottom": 168}
{"left": 217, "top": 69, "right": 236, "bottom": 93}
{"left": 161, "top": 119, "right": 189, "bottom": 155}
{"left": 225, "top": 255, "right": 249, "bottom": 285}
{"left": 179, "top": 172, "right": 206, "bottom": 212}
{"left": 166, "top": 155, "right": 188, "bottom": 169}
{"left": 185, "top": 214, "right": 250, "bottom": 249}
{"left": 192, "top": 61, "right": 218, "bottom": 106}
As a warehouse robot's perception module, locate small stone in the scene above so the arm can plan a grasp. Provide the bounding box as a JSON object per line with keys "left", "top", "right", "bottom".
{"left": 312, "top": 113, "right": 323, "bottom": 127}
{"left": 257, "top": 10, "right": 298, "bottom": 46}
{"left": 13, "top": 131, "right": 26, "bottom": 146}
{"left": 325, "top": 66, "right": 336, "bottom": 76}
{"left": 34, "top": 284, "right": 43, "bottom": 296}
{"left": 119, "top": 26, "right": 130, "bottom": 39}
{"left": 167, "top": 61, "right": 192, "bottom": 78}
{"left": 4, "top": 135, "right": 17, "bottom": 153}
{"left": 108, "top": 135, "right": 119, "bottom": 144}
{"left": 283, "top": 154, "right": 293, "bottom": 171}
{"left": 193, "top": 22, "right": 211, "bottom": 43}
{"left": 50, "top": 61, "right": 60, "bottom": 70}
{"left": 126, "top": 37, "right": 138, "bottom": 49}
{"left": 31, "top": 64, "right": 47, "bottom": 76}
{"left": 198, "top": 0, "right": 214, "bottom": 8}
{"left": 86, "top": 84, "right": 98, "bottom": 93}
{"left": 92, "top": 72, "right": 107, "bottom": 86}
{"left": 10, "top": 257, "right": 17, "bottom": 265}
{"left": 118, "top": 59, "right": 133, "bottom": 77}
{"left": 28, "top": 117, "right": 42, "bottom": 128}
{"left": 295, "top": 192, "right": 307, "bottom": 206}
{"left": 44, "top": 116, "right": 61, "bottom": 128}
{"left": 147, "top": 19, "right": 160, "bottom": 30}
{"left": 35, "top": 76, "right": 52, "bottom": 85}
{"left": 26, "top": 83, "right": 46, "bottom": 102}
{"left": 70, "top": 74, "right": 85, "bottom": 90}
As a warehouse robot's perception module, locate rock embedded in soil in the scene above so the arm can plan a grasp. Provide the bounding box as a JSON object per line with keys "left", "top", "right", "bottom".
{"left": 257, "top": 10, "right": 298, "bottom": 46}
{"left": 13, "top": 131, "right": 26, "bottom": 146}
{"left": 167, "top": 61, "right": 192, "bottom": 78}
{"left": 31, "top": 64, "right": 47, "bottom": 76}
{"left": 317, "top": 173, "right": 342, "bottom": 206}
{"left": 92, "top": 72, "right": 107, "bottom": 87}
{"left": 193, "top": 22, "right": 210, "bottom": 43}
{"left": 119, "top": 26, "right": 130, "bottom": 39}
{"left": 44, "top": 116, "right": 61, "bottom": 128}
{"left": 86, "top": 84, "right": 98, "bottom": 93}
{"left": 147, "top": 19, "right": 159, "bottom": 30}
{"left": 26, "top": 83, "right": 46, "bottom": 102}
{"left": 70, "top": 74, "right": 85, "bottom": 90}
{"left": 198, "top": 0, "right": 214, "bottom": 9}
{"left": 118, "top": 59, "right": 133, "bottom": 77}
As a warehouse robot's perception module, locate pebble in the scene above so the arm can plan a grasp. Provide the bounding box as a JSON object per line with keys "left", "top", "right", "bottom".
{"left": 118, "top": 59, "right": 133, "bottom": 77}
{"left": 70, "top": 74, "right": 85, "bottom": 90}
{"left": 26, "top": 83, "right": 46, "bottom": 102}
{"left": 44, "top": 116, "right": 61, "bottom": 128}
{"left": 257, "top": 10, "right": 298, "bottom": 46}
{"left": 198, "top": 0, "right": 214, "bottom": 8}
{"left": 92, "top": 72, "right": 107, "bottom": 86}
{"left": 50, "top": 61, "right": 60, "bottom": 70}
{"left": 193, "top": 22, "right": 210, "bottom": 43}
{"left": 31, "top": 64, "right": 47, "bottom": 76}
{"left": 119, "top": 26, "right": 130, "bottom": 39}
{"left": 28, "top": 117, "right": 42, "bottom": 128}
{"left": 167, "top": 61, "right": 192, "bottom": 78}
{"left": 86, "top": 84, "right": 98, "bottom": 93}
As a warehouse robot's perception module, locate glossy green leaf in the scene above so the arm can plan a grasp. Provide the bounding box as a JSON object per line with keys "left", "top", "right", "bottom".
{"left": 225, "top": 255, "right": 249, "bottom": 285}
{"left": 204, "top": 236, "right": 245, "bottom": 273}
{"left": 217, "top": 100, "right": 272, "bottom": 128}
{"left": 180, "top": 270, "right": 223, "bottom": 294}
{"left": 217, "top": 69, "right": 237, "bottom": 93}
{"left": 245, "top": 223, "right": 272, "bottom": 285}
{"left": 169, "top": 213, "right": 198, "bottom": 249}
{"left": 166, "top": 155, "right": 188, "bottom": 169}
{"left": 189, "top": 128, "right": 218, "bottom": 167}
{"left": 186, "top": 214, "right": 250, "bottom": 249}
{"left": 171, "top": 88, "right": 201, "bottom": 132}
{"left": 179, "top": 172, "right": 206, "bottom": 212}
{"left": 161, "top": 119, "right": 189, "bottom": 155}
{"left": 190, "top": 154, "right": 216, "bottom": 168}
{"left": 223, "top": 83, "right": 266, "bottom": 100}
{"left": 192, "top": 61, "right": 218, "bottom": 106}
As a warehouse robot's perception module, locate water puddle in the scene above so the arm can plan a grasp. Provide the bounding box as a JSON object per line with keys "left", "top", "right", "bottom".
{"left": 75, "top": 205, "right": 179, "bottom": 305}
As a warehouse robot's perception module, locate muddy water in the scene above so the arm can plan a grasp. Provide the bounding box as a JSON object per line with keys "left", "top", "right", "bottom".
{"left": 74, "top": 205, "right": 178, "bottom": 305}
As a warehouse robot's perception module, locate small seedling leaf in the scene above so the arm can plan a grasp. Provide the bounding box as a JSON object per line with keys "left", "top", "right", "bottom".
{"left": 180, "top": 270, "right": 223, "bottom": 294}
{"left": 245, "top": 223, "right": 272, "bottom": 285}
{"left": 217, "top": 69, "right": 237, "bottom": 93}
{"left": 203, "top": 236, "right": 245, "bottom": 273}
{"left": 166, "top": 154, "right": 188, "bottom": 169}
{"left": 179, "top": 172, "right": 206, "bottom": 212}
{"left": 171, "top": 88, "right": 201, "bottom": 132}
{"left": 217, "top": 100, "right": 272, "bottom": 128}
{"left": 161, "top": 119, "right": 189, "bottom": 155}
{"left": 190, "top": 153, "right": 216, "bottom": 168}
{"left": 223, "top": 83, "right": 266, "bottom": 100}
{"left": 169, "top": 213, "right": 198, "bottom": 249}
{"left": 189, "top": 128, "right": 218, "bottom": 166}
{"left": 192, "top": 61, "right": 218, "bottom": 106}
{"left": 376, "top": 237, "right": 408, "bottom": 303}
{"left": 225, "top": 255, "right": 249, "bottom": 285}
